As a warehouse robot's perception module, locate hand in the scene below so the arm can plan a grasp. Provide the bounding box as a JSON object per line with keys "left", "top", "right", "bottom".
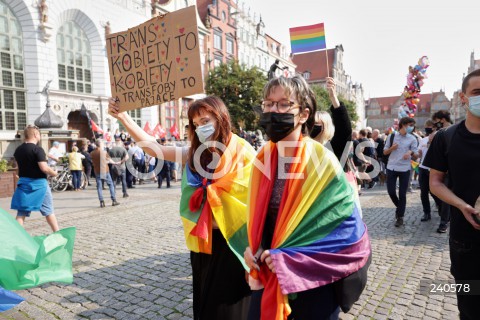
{"left": 326, "top": 77, "right": 340, "bottom": 108}
{"left": 402, "top": 152, "right": 411, "bottom": 160}
{"left": 459, "top": 204, "right": 480, "bottom": 230}
{"left": 391, "top": 143, "right": 399, "bottom": 151}
{"left": 108, "top": 98, "right": 126, "bottom": 121}
{"left": 260, "top": 250, "right": 275, "bottom": 273}
{"left": 244, "top": 247, "right": 260, "bottom": 271}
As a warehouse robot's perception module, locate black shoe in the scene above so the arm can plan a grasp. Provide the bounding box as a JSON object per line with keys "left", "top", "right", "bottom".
{"left": 395, "top": 218, "right": 404, "bottom": 227}
{"left": 100, "top": 201, "right": 105, "bottom": 208}
{"left": 158, "top": 185, "right": 162, "bottom": 188}
{"left": 123, "top": 193, "right": 129, "bottom": 198}
{"left": 368, "top": 182, "right": 377, "bottom": 189}
{"left": 167, "top": 185, "right": 171, "bottom": 188}
{"left": 112, "top": 200, "right": 120, "bottom": 206}
{"left": 127, "top": 185, "right": 135, "bottom": 189}
{"left": 421, "top": 213, "right": 431, "bottom": 222}
{"left": 437, "top": 223, "right": 448, "bottom": 233}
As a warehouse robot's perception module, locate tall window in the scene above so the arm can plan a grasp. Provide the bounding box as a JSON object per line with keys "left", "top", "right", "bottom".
{"left": 226, "top": 38, "right": 233, "bottom": 55}
{"left": 165, "top": 100, "right": 176, "bottom": 136}
{"left": 0, "top": 2, "right": 26, "bottom": 130}
{"left": 57, "top": 21, "right": 92, "bottom": 93}
{"left": 213, "top": 33, "right": 222, "bottom": 50}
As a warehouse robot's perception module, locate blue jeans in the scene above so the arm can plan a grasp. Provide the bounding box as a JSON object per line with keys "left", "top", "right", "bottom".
{"left": 95, "top": 172, "right": 116, "bottom": 201}
{"left": 386, "top": 169, "right": 410, "bottom": 218}
{"left": 71, "top": 170, "right": 82, "bottom": 189}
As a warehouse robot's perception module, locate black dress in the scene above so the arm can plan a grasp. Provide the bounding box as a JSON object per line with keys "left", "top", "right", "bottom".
{"left": 190, "top": 229, "right": 251, "bottom": 320}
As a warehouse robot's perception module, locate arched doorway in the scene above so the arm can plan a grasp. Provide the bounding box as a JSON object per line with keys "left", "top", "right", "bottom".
{"left": 67, "top": 111, "right": 98, "bottom": 140}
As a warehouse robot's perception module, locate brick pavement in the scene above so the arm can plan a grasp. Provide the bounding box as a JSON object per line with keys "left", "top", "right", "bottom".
{"left": 0, "top": 182, "right": 459, "bottom": 319}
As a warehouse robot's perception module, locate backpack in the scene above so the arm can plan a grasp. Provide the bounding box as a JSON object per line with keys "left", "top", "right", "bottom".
{"left": 382, "top": 133, "right": 396, "bottom": 165}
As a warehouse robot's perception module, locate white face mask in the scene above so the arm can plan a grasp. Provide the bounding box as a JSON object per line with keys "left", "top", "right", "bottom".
{"left": 467, "top": 95, "right": 480, "bottom": 118}
{"left": 195, "top": 123, "right": 215, "bottom": 143}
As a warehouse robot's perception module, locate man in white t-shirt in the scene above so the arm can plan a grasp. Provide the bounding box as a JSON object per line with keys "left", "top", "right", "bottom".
{"left": 47, "top": 141, "right": 63, "bottom": 167}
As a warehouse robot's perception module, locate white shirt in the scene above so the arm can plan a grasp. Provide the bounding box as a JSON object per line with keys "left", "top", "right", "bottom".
{"left": 47, "top": 147, "right": 63, "bottom": 166}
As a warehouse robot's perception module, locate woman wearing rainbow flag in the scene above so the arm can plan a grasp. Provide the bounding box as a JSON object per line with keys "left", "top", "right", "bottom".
{"left": 108, "top": 96, "right": 255, "bottom": 319}
{"left": 244, "top": 76, "right": 371, "bottom": 320}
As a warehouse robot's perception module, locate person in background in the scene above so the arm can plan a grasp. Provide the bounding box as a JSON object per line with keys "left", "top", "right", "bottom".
{"left": 47, "top": 141, "right": 63, "bottom": 167}
{"left": 68, "top": 146, "right": 85, "bottom": 191}
{"left": 11, "top": 125, "right": 59, "bottom": 232}
{"left": 156, "top": 138, "right": 172, "bottom": 188}
{"left": 383, "top": 117, "right": 418, "bottom": 227}
{"left": 430, "top": 110, "right": 453, "bottom": 233}
{"left": 80, "top": 145, "right": 93, "bottom": 187}
{"left": 108, "top": 138, "right": 129, "bottom": 198}
{"left": 417, "top": 120, "right": 441, "bottom": 222}
{"left": 423, "top": 69, "right": 480, "bottom": 320}
{"left": 90, "top": 139, "right": 120, "bottom": 207}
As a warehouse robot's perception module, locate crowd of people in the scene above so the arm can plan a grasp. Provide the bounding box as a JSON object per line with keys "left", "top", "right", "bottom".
{"left": 8, "top": 69, "right": 480, "bottom": 319}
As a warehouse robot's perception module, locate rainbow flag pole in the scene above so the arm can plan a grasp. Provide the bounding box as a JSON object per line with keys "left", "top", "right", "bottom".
{"left": 289, "top": 22, "right": 329, "bottom": 76}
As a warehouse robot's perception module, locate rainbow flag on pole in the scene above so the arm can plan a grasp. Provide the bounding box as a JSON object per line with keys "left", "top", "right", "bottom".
{"left": 289, "top": 23, "right": 326, "bottom": 54}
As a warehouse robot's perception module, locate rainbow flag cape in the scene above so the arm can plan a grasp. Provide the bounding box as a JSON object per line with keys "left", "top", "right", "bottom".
{"left": 247, "top": 138, "right": 371, "bottom": 320}
{"left": 0, "top": 287, "right": 24, "bottom": 312}
{"left": 289, "top": 23, "right": 326, "bottom": 54}
{"left": 179, "top": 134, "right": 256, "bottom": 265}
{"left": 411, "top": 160, "right": 419, "bottom": 173}
{"left": 0, "top": 208, "right": 76, "bottom": 290}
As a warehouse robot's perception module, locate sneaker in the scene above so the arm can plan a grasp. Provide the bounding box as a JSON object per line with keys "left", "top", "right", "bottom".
{"left": 395, "top": 218, "right": 404, "bottom": 227}
{"left": 437, "top": 223, "right": 448, "bottom": 233}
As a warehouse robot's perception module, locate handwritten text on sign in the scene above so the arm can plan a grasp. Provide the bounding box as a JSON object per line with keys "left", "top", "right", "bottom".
{"left": 106, "top": 6, "right": 204, "bottom": 111}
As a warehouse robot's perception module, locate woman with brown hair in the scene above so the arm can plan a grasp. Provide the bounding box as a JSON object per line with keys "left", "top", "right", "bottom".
{"left": 108, "top": 96, "right": 255, "bottom": 319}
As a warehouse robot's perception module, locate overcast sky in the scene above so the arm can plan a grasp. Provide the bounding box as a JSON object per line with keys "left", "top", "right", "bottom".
{"left": 242, "top": 0, "right": 480, "bottom": 99}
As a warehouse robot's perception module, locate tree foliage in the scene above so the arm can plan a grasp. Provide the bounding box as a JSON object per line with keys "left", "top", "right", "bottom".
{"left": 311, "top": 84, "right": 359, "bottom": 122}
{"left": 205, "top": 61, "right": 266, "bottom": 131}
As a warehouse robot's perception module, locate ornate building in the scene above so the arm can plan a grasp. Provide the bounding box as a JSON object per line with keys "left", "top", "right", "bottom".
{"left": 365, "top": 91, "right": 451, "bottom": 131}
{"left": 292, "top": 44, "right": 365, "bottom": 128}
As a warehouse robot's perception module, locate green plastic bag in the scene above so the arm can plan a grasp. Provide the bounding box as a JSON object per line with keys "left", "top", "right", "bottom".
{"left": 0, "top": 208, "right": 76, "bottom": 290}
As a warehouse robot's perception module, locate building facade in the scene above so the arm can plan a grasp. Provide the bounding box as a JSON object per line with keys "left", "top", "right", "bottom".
{"left": 365, "top": 91, "right": 451, "bottom": 131}
{"left": 292, "top": 45, "right": 365, "bottom": 128}
{"left": 451, "top": 51, "right": 479, "bottom": 123}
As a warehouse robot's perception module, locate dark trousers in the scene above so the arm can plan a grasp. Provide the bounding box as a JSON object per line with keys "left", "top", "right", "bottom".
{"left": 248, "top": 283, "right": 340, "bottom": 320}
{"left": 84, "top": 166, "right": 92, "bottom": 185}
{"left": 449, "top": 237, "right": 480, "bottom": 320}
{"left": 71, "top": 170, "right": 82, "bottom": 189}
{"left": 418, "top": 168, "right": 442, "bottom": 214}
{"left": 386, "top": 169, "right": 410, "bottom": 218}
{"left": 111, "top": 170, "right": 127, "bottom": 194}
{"left": 157, "top": 170, "right": 171, "bottom": 188}
{"left": 126, "top": 167, "right": 134, "bottom": 187}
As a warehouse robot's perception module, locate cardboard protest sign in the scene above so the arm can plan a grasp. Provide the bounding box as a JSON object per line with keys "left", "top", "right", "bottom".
{"left": 106, "top": 6, "right": 204, "bottom": 111}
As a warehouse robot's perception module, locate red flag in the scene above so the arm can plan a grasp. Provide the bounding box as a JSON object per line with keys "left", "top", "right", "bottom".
{"left": 90, "top": 120, "right": 103, "bottom": 133}
{"left": 143, "top": 121, "right": 153, "bottom": 135}
{"left": 169, "top": 123, "right": 179, "bottom": 139}
{"left": 153, "top": 123, "right": 166, "bottom": 138}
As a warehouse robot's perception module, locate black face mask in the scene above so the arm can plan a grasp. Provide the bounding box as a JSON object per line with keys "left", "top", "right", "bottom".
{"left": 310, "top": 125, "right": 323, "bottom": 139}
{"left": 434, "top": 121, "right": 443, "bottom": 130}
{"left": 259, "top": 112, "right": 295, "bottom": 143}
{"left": 425, "top": 127, "right": 433, "bottom": 135}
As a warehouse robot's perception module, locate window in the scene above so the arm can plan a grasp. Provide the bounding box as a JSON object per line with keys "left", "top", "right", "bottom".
{"left": 214, "top": 57, "right": 222, "bottom": 67}
{"left": 165, "top": 100, "right": 176, "bottom": 136}
{"left": 221, "top": 11, "right": 226, "bottom": 22}
{"left": 0, "top": 2, "right": 27, "bottom": 130}
{"left": 214, "top": 33, "right": 222, "bottom": 50}
{"left": 57, "top": 21, "right": 92, "bottom": 93}
{"left": 226, "top": 38, "right": 233, "bottom": 55}
{"left": 303, "top": 71, "right": 311, "bottom": 80}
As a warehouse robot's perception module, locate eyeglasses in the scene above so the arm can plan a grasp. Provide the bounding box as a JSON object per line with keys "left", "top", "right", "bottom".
{"left": 261, "top": 100, "right": 299, "bottom": 113}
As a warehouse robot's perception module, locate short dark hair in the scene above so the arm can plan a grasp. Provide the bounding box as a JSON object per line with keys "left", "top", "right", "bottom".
{"left": 462, "top": 69, "right": 480, "bottom": 93}
{"left": 398, "top": 117, "right": 415, "bottom": 129}
{"left": 359, "top": 129, "right": 367, "bottom": 137}
{"left": 431, "top": 110, "right": 452, "bottom": 123}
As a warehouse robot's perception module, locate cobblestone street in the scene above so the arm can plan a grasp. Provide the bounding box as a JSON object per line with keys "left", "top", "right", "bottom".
{"left": 0, "top": 182, "right": 458, "bottom": 319}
